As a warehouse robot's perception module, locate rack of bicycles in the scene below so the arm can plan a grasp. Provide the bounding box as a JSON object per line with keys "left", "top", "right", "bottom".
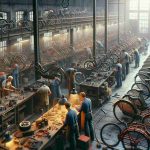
{"left": 0, "top": 34, "right": 148, "bottom": 87}
{"left": 0, "top": 15, "right": 124, "bottom": 35}
{"left": 100, "top": 52, "right": 150, "bottom": 149}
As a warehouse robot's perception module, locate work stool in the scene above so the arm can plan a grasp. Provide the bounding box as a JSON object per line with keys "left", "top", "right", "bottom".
{"left": 77, "top": 135, "right": 91, "bottom": 150}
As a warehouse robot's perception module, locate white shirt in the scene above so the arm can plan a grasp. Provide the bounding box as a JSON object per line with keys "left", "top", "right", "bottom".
{"left": 38, "top": 85, "right": 51, "bottom": 105}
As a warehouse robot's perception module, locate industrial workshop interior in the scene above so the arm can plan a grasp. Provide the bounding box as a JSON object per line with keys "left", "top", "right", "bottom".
{"left": 1, "top": 0, "right": 150, "bottom": 149}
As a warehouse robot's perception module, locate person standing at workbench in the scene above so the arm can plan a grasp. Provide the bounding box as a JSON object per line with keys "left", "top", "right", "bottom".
{"left": 64, "top": 102, "right": 79, "bottom": 150}
{"left": 38, "top": 84, "right": 51, "bottom": 111}
{"left": 78, "top": 92, "right": 94, "bottom": 141}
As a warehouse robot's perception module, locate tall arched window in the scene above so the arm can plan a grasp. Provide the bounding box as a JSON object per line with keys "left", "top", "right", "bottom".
{"left": 0, "top": 12, "right": 7, "bottom": 19}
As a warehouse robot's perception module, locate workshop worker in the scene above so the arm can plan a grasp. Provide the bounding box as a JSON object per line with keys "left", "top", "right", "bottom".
{"left": 2, "top": 76, "right": 16, "bottom": 95}
{"left": 115, "top": 59, "right": 122, "bottom": 88}
{"left": 134, "top": 48, "right": 140, "bottom": 68}
{"left": 50, "top": 75, "right": 62, "bottom": 106}
{"left": 122, "top": 50, "right": 130, "bottom": 75}
{"left": 12, "top": 63, "right": 19, "bottom": 88}
{"left": 38, "top": 85, "right": 51, "bottom": 111}
{"left": 79, "top": 92, "right": 94, "bottom": 141}
{"left": 64, "top": 102, "right": 79, "bottom": 150}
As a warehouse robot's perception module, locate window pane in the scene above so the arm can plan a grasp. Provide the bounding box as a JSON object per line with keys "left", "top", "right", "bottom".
{"left": 129, "top": 13, "right": 138, "bottom": 19}
{"left": 140, "top": 0, "right": 149, "bottom": 10}
{"left": 29, "top": 11, "right": 33, "bottom": 21}
{"left": 0, "top": 12, "right": 7, "bottom": 20}
{"left": 16, "top": 11, "right": 24, "bottom": 22}
{"left": 139, "top": 20, "right": 149, "bottom": 33}
{"left": 130, "top": 0, "right": 138, "bottom": 10}
{"left": 139, "top": 13, "right": 148, "bottom": 20}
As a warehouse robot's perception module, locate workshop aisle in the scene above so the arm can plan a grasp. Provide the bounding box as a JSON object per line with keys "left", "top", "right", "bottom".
{"left": 91, "top": 47, "right": 150, "bottom": 150}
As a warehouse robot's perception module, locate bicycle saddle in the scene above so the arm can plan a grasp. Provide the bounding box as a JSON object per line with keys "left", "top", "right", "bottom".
{"left": 123, "top": 94, "right": 139, "bottom": 100}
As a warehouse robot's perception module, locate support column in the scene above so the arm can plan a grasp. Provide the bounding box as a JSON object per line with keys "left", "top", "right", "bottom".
{"left": 93, "top": 0, "right": 96, "bottom": 58}
{"left": 118, "top": 0, "right": 120, "bottom": 44}
{"left": 33, "top": 0, "right": 40, "bottom": 80}
{"left": 105, "top": 0, "right": 108, "bottom": 53}
{"left": 124, "top": 0, "right": 126, "bottom": 34}
{"left": 70, "top": 28, "right": 74, "bottom": 47}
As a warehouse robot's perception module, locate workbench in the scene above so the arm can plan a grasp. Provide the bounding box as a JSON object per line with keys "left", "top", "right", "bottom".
{"left": 3, "top": 103, "right": 79, "bottom": 150}
{"left": 0, "top": 91, "right": 37, "bottom": 137}
{"left": 79, "top": 71, "right": 114, "bottom": 104}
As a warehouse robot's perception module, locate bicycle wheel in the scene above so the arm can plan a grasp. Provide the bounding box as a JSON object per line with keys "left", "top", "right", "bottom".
{"left": 100, "top": 123, "right": 121, "bottom": 147}
{"left": 121, "top": 130, "right": 149, "bottom": 150}
{"left": 142, "top": 114, "right": 150, "bottom": 124}
{"left": 99, "top": 62, "right": 110, "bottom": 72}
{"left": 122, "top": 95, "right": 144, "bottom": 111}
{"left": 84, "top": 60, "right": 95, "bottom": 71}
{"left": 135, "top": 73, "right": 149, "bottom": 84}
{"left": 131, "top": 82, "right": 150, "bottom": 100}
{"left": 74, "top": 72, "right": 85, "bottom": 85}
{"left": 113, "top": 100, "right": 137, "bottom": 124}
{"left": 110, "top": 54, "right": 119, "bottom": 64}
{"left": 127, "top": 89, "right": 140, "bottom": 97}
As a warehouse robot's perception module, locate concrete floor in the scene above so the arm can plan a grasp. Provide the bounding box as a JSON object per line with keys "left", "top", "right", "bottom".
{"left": 91, "top": 48, "right": 150, "bottom": 150}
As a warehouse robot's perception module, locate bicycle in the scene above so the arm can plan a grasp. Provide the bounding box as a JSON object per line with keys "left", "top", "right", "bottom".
{"left": 35, "top": 62, "right": 86, "bottom": 85}
{"left": 113, "top": 98, "right": 150, "bottom": 125}
{"left": 100, "top": 122, "right": 150, "bottom": 149}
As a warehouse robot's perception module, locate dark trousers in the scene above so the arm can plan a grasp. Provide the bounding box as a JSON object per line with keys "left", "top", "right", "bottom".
{"left": 115, "top": 72, "right": 122, "bottom": 87}
{"left": 126, "top": 62, "right": 129, "bottom": 75}
{"left": 84, "top": 119, "right": 94, "bottom": 141}
{"left": 69, "top": 126, "right": 79, "bottom": 150}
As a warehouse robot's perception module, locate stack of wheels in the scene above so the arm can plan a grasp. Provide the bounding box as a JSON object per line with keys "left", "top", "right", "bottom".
{"left": 100, "top": 122, "right": 150, "bottom": 149}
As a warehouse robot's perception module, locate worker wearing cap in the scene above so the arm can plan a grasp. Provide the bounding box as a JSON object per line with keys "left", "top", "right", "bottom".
{"left": 64, "top": 102, "right": 79, "bottom": 150}
{"left": 2, "top": 76, "right": 16, "bottom": 96}
{"left": 78, "top": 92, "right": 94, "bottom": 141}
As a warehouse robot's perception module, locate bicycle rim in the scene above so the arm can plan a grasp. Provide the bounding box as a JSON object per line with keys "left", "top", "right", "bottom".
{"left": 100, "top": 123, "right": 121, "bottom": 147}
{"left": 74, "top": 72, "right": 85, "bottom": 85}
{"left": 113, "top": 100, "right": 136, "bottom": 124}
{"left": 131, "top": 82, "right": 149, "bottom": 100}
{"left": 127, "top": 89, "right": 140, "bottom": 97}
{"left": 84, "top": 60, "right": 95, "bottom": 71}
{"left": 142, "top": 114, "right": 150, "bottom": 124}
{"left": 135, "top": 73, "right": 149, "bottom": 84}
{"left": 122, "top": 131, "right": 149, "bottom": 150}
{"left": 99, "top": 63, "right": 110, "bottom": 72}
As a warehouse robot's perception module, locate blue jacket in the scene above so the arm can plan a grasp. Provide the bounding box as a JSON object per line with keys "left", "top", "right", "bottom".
{"left": 64, "top": 109, "right": 78, "bottom": 130}
{"left": 80, "top": 98, "right": 92, "bottom": 114}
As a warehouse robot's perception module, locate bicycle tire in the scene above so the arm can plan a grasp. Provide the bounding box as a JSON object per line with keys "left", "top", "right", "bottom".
{"left": 84, "top": 60, "right": 95, "bottom": 71}
{"left": 122, "top": 95, "right": 144, "bottom": 111}
{"left": 100, "top": 123, "right": 121, "bottom": 147}
{"left": 98, "top": 62, "right": 110, "bottom": 72}
{"left": 74, "top": 72, "right": 85, "bottom": 85}
{"left": 121, "top": 130, "right": 149, "bottom": 150}
{"left": 110, "top": 54, "right": 119, "bottom": 64}
{"left": 113, "top": 100, "right": 137, "bottom": 124}
{"left": 131, "top": 82, "right": 150, "bottom": 100}
{"left": 142, "top": 114, "right": 150, "bottom": 124}
{"left": 127, "top": 89, "right": 140, "bottom": 98}
{"left": 135, "top": 73, "right": 149, "bottom": 84}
